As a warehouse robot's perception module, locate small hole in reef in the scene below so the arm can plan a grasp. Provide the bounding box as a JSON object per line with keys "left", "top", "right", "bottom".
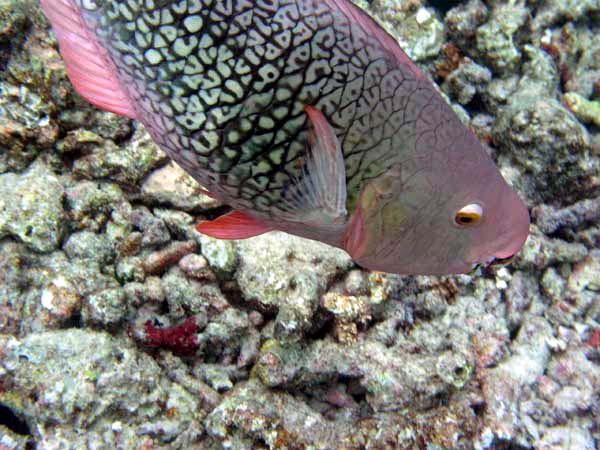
{"left": 428, "top": 0, "right": 464, "bottom": 15}
{"left": 0, "top": 402, "right": 31, "bottom": 436}
{"left": 470, "top": 401, "right": 485, "bottom": 416}
{"left": 509, "top": 323, "right": 521, "bottom": 341}
{"left": 493, "top": 439, "right": 531, "bottom": 450}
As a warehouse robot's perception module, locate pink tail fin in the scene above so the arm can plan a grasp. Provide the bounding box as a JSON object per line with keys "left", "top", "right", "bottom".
{"left": 40, "top": 0, "right": 138, "bottom": 119}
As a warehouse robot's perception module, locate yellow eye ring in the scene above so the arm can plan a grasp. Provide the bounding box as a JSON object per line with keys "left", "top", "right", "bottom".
{"left": 454, "top": 203, "right": 483, "bottom": 227}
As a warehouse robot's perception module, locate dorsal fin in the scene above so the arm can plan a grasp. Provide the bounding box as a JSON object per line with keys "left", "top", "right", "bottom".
{"left": 40, "top": 0, "right": 138, "bottom": 119}
{"left": 324, "top": 0, "right": 419, "bottom": 72}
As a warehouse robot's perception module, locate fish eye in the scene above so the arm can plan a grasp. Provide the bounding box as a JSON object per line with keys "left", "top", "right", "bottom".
{"left": 454, "top": 203, "right": 483, "bottom": 227}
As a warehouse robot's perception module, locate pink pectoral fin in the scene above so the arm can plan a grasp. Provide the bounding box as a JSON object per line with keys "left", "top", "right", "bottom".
{"left": 277, "top": 105, "right": 347, "bottom": 228}
{"left": 195, "top": 210, "right": 272, "bottom": 240}
{"left": 40, "top": 0, "right": 138, "bottom": 119}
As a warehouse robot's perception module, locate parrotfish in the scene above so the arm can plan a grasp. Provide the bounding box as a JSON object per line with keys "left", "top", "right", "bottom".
{"left": 40, "top": 0, "right": 530, "bottom": 275}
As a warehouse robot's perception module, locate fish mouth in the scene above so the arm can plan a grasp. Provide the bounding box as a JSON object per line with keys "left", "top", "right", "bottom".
{"left": 469, "top": 253, "right": 516, "bottom": 272}
{"left": 489, "top": 254, "right": 515, "bottom": 266}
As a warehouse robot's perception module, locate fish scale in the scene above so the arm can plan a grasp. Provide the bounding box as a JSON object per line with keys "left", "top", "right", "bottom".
{"left": 72, "top": 0, "right": 434, "bottom": 216}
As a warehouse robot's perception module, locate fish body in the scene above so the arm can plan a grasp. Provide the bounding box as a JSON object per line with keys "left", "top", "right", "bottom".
{"left": 40, "top": 0, "right": 530, "bottom": 275}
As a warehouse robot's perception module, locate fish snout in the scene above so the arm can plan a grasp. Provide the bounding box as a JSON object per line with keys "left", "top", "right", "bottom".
{"left": 485, "top": 190, "right": 530, "bottom": 269}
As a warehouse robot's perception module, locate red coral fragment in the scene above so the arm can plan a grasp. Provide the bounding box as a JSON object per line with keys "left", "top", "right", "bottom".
{"left": 587, "top": 328, "right": 600, "bottom": 348}
{"left": 143, "top": 317, "right": 199, "bottom": 355}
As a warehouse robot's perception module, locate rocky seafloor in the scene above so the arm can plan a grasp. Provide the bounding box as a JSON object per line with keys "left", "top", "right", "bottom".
{"left": 0, "top": 0, "right": 599, "bottom": 448}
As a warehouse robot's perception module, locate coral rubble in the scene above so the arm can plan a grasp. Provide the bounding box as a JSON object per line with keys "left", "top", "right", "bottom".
{"left": 0, "top": 0, "right": 598, "bottom": 449}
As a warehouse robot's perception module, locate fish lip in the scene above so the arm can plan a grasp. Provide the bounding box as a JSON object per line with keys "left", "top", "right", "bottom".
{"left": 470, "top": 253, "right": 516, "bottom": 273}
{"left": 489, "top": 254, "right": 515, "bottom": 266}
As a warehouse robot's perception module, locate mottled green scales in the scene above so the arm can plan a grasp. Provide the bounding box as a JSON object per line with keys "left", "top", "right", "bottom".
{"left": 75, "top": 0, "right": 438, "bottom": 216}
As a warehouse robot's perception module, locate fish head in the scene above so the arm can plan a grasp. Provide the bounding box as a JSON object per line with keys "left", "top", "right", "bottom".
{"left": 343, "top": 130, "right": 530, "bottom": 275}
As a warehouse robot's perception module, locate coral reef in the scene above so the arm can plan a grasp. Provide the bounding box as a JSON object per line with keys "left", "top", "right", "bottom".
{"left": 0, "top": 0, "right": 598, "bottom": 449}
{"left": 0, "top": 330, "right": 204, "bottom": 448}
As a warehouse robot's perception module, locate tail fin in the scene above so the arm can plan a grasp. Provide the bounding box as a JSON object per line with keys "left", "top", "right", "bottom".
{"left": 39, "top": 0, "right": 138, "bottom": 118}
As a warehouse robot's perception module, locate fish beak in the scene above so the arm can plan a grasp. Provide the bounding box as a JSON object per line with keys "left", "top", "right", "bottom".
{"left": 488, "top": 254, "right": 515, "bottom": 267}
{"left": 469, "top": 253, "right": 516, "bottom": 274}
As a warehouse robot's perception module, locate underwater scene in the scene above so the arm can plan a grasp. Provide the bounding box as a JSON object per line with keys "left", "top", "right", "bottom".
{"left": 0, "top": 0, "right": 598, "bottom": 448}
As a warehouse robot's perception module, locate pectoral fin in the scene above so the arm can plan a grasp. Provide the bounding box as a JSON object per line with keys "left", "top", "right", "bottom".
{"left": 195, "top": 210, "right": 272, "bottom": 239}
{"left": 278, "top": 105, "right": 347, "bottom": 227}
